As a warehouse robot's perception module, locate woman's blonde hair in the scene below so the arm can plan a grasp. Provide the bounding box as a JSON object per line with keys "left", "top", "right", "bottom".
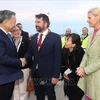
{"left": 88, "top": 7, "right": 100, "bottom": 16}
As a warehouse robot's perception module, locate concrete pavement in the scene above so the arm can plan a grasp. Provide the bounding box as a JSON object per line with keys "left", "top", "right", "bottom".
{"left": 28, "top": 81, "right": 67, "bottom": 100}
{"left": 27, "top": 80, "right": 85, "bottom": 100}
{"left": 11, "top": 80, "right": 85, "bottom": 100}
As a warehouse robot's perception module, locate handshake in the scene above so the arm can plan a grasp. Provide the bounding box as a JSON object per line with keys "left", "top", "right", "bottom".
{"left": 20, "top": 58, "right": 27, "bottom": 67}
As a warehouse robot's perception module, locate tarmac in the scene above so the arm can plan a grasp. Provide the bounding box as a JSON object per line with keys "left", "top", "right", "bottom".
{"left": 27, "top": 80, "right": 85, "bottom": 100}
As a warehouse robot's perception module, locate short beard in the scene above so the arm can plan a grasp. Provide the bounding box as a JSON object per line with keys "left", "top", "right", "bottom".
{"left": 36, "top": 26, "right": 42, "bottom": 32}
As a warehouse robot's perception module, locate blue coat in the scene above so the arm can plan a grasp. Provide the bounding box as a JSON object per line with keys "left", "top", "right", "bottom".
{"left": 0, "top": 29, "right": 23, "bottom": 85}
{"left": 25, "top": 32, "right": 62, "bottom": 78}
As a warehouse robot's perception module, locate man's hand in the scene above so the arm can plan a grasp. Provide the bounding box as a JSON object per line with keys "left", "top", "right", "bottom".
{"left": 51, "top": 78, "right": 58, "bottom": 85}
{"left": 20, "top": 58, "right": 27, "bottom": 67}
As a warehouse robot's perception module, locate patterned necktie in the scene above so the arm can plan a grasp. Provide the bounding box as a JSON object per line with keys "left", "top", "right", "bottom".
{"left": 38, "top": 33, "right": 43, "bottom": 50}
{"left": 7, "top": 33, "right": 14, "bottom": 45}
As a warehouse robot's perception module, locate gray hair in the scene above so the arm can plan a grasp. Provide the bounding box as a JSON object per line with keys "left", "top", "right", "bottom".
{"left": 0, "top": 10, "right": 16, "bottom": 23}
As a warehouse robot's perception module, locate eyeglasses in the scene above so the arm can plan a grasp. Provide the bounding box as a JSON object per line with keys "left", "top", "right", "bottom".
{"left": 11, "top": 29, "right": 20, "bottom": 33}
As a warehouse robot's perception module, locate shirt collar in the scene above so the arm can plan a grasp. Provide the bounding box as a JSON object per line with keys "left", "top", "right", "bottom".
{"left": 82, "top": 34, "right": 88, "bottom": 38}
{"left": 39, "top": 29, "right": 48, "bottom": 36}
{"left": 0, "top": 27, "right": 8, "bottom": 35}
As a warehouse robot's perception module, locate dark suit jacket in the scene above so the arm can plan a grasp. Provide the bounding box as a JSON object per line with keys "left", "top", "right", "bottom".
{"left": 25, "top": 32, "right": 62, "bottom": 78}
{"left": 21, "top": 30, "right": 29, "bottom": 40}
{"left": 0, "top": 29, "right": 23, "bottom": 85}
{"left": 17, "top": 37, "right": 31, "bottom": 69}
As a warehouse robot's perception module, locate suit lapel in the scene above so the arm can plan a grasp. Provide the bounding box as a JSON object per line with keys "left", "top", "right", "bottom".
{"left": 0, "top": 29, "right": 14, "bottom": 46}
{"left": 0, "top": 29, "right": 17, "bottom": 52}
{"left": 38, "top": 32, "right": 51, "bottom": 52}
{"left": 34, "top": 33, "right": 38, "bottom": 51}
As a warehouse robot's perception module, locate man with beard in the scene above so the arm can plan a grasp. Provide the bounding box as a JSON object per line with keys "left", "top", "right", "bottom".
{"left": 24, "top": 13, "right": 62, "bottom": 100}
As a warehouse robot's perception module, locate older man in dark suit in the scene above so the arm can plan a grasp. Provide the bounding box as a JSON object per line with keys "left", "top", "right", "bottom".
{"left": 0, "top": 10, "right": 25, "bottom": 100}
{"left": 24, "top": 14, "right": 62, "bottom": 100}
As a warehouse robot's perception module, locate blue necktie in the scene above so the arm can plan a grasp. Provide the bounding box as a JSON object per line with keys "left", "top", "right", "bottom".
{"left": 7, "top": 33, "right": 14, "bottom": 45}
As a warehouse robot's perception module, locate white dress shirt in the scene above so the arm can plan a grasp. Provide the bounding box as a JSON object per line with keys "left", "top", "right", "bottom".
{"left": 37, "top": 29, "right": 49, "bottom": 45}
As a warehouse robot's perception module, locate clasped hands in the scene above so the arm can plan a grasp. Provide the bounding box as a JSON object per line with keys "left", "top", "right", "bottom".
{"left": 20, "top": 58, "right": 26, "bottom": 67}
{"left": 76, "top": 67, "right": 85, "bottom": 77}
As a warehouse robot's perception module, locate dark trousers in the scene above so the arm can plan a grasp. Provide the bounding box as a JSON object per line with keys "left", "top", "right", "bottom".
{"left": 0, "top": 81, "right": 15, "bottom": 100}
{"left": 34, "top": 84, "right": 56, "bottom": 100}
{"left": 66, "top": 86, "right": 84, "bottom": 100}
{"left": 33, "top": 70, "right": 56, "bottom": 100}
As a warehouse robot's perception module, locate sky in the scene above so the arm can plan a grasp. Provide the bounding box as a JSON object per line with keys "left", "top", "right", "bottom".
{"left": 0, "top": 0, "right": 100, "bottom": 35}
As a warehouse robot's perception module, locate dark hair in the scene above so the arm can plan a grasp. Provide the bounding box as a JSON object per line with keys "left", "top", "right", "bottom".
{"left": 16, "top": 24, "right": 21, "bottom": 30}
{"left": 35, "top": 13, "right": 50, "bottom": 28}
{"left": 68, "top": 33, "right": 81, "bottom": 50}
{"left": 17, "top": 23, "right": 22, "bottom": 25}
{"left": 0, "top": 10, "right": 15, "bottom": 23}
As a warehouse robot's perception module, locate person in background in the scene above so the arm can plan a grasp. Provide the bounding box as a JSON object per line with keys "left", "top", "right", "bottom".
{"left": 11, "top": 25, "right": 31, "bottom": 100}
{"left": 76, "top": 7, "right": 100, "bottom": 100}
{"left": 80, "top": 27, "right": 89, "bottom": 51}
{"left": 62, "top": 33, "right": 84, "bottom": 100}
{"left": 61, "top": 28, "right": 71, "bottom": 48}
{"left": 23, "top": 13, "right": 62, "bottom": 100}
{"left": 11, "top": 25, "right": 30, "bottom": 100}
{"left": 17, "top": 23, "right": 29, "bottom": 40}
{"left": 59, "top": 28, "right": 71, "bottom": 81}
{"left": 0, "top": 10, "right": 25, "bottom": 100}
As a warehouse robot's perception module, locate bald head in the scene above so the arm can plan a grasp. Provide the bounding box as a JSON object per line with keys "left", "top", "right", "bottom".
{"left": 65, "top": 28, "right": 71, "bottom": 36}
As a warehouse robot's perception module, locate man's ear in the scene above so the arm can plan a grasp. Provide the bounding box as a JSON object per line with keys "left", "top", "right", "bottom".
{"left": 3, "top": 19, "right": 8, "bottom": 24}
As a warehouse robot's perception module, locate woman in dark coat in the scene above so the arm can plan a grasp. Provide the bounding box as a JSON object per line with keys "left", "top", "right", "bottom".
{"left": 62, "top": 33, "right": 84, "bottom": 100}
